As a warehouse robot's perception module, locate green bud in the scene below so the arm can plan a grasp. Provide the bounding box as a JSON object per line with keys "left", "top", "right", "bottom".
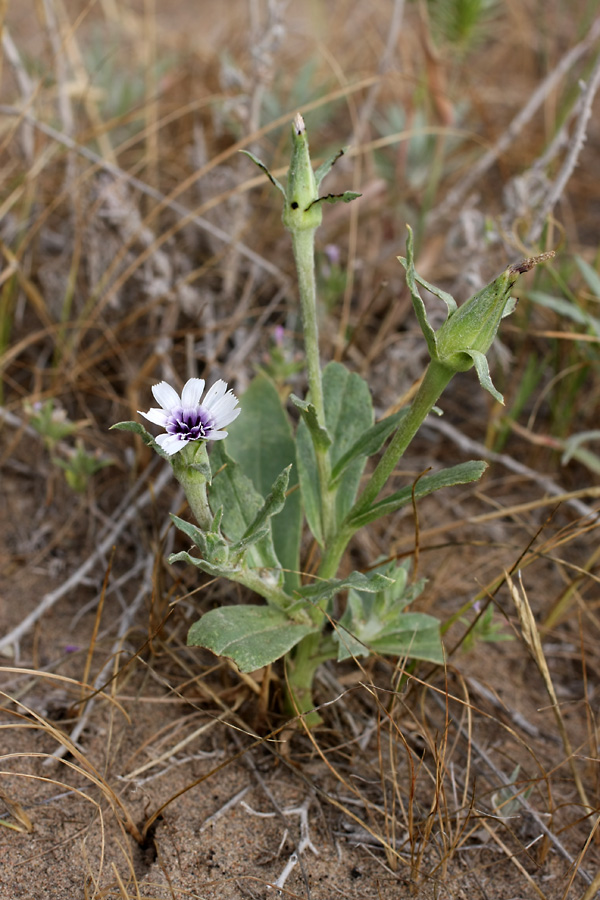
{"left": 282, "top": 113, "right": 322, "bottom": 233}
{"left": 242, "top": 115, "right": 360, "bottom": 238}
{"left": 400, "top": 226, "right": 554, "bottom": 402}
{"left": 435, "top": 267, "right": 517, "bottom": 372}
{"left": 436, "top": 253, "right": 555, "bottom": 372}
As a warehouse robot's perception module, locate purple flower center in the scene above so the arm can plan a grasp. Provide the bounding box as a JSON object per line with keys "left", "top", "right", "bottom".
{"left": 165, "top": 405, "right": 214, "bottom": 443}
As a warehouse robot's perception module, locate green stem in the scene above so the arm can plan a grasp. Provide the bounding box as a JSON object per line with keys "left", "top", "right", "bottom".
{"left": 223, "top": 566, "right": 293, "bottom": 610}
{"left": 350, "top": 360, "right": 453, "bottom": 520}
{"left": 317, "top": 360, "right": 454, "bottom": 579}
{"left": 318, "top": 527, "right": 353, "bottom": 581}
{"left": 174, "top": 469, "right": 212, "bottom": 531}
{"left": 290, "top": 228, "right": 336, "bottom": 544}
{"left": 286, "top": 631, "right": 338, "bottom": 724}
{"left": 171, "top": 442, "right": 213, "bottom": 531}
{"left": 291, "top": 229, "right": 324, "bottom": 423}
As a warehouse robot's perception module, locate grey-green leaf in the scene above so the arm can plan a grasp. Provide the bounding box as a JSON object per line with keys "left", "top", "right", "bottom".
{"left": 323, "top": 363, "right": 374, "bottom": 527}
{"left": 309, "top": 191, "right": 362, "bottom": 208}
{"left": 110, "top": 420, "right": 172, "bottom": 461}
{"left": 399, "top": 226, "right": 439, "bottom": 358}
{"left": 290, "top": 394, "right": 332, "bottom": 450}
{"left": 296, "top": 362, "right": 374, "bottom": 545}
{"left": 225, "top": 374, "right": 301, "bottom": 589}
{"left": 348, "top": 460, "right": 488, "bottom": 529}
{"left": 209, "top": 442, "right": 280, "bottom": 572}
{"left": 297, "top": 570, "right": 393, "bottom": 608}
{"left": 314, "top": 147, "right": 344, "bottom": 187}
{"left": 187, "top": 605, "right": 318, "bottom": 672}
{"left": 231, "top": 465, "right": 291, "bottom": 552}
{"left": 296, "top": 413, "right": 323, "bottom": 545}
{"left": 368, "top": 614, "right": 444, "bottom": 664}
{"left": 240, "top": 149, "right": 286, "bottom": 196}
{"left": 467, "top": 350, "right": 504, "bottom": 404}
{"left": 330, "top": 409, "right": 408, "bottom": 485}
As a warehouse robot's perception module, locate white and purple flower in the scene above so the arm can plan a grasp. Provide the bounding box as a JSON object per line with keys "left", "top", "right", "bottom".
{"left": 139, "top": 377, "right": 240, "bottom": 456}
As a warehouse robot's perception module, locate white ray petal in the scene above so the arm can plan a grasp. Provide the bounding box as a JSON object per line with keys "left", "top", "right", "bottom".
{"left": 212, "top": 397, "right": 240, "bottom": 426}
{"left": 152, "top": 381, "right": 181, "bottom": 411}
{"left": 202, "top": 380, "right": 227, "bottom": 409}
{"left": 139, "top": 407, "right": 168, "bottom": 426}
{"left": 181, "top": 378, "right": 205, "bottom": 408}
{"left": 156, "top": 433, "right": 185, "bottom": 455}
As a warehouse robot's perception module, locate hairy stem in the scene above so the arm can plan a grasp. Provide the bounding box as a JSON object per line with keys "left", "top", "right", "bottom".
{"left": 290, "top": 228, "right": 336, "bottom": 544}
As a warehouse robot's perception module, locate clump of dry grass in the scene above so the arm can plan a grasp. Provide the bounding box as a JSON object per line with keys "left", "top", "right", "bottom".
{"left": 1, "top": 1, "right": 600, "bottom": 897}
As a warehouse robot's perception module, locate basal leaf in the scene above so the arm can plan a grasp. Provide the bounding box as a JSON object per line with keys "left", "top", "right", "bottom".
{"left": 226, "top": 374, "right": 301, "bottom": 589}
{"left": 322, "top": 362, "right": 374, "bottom": 526}
{"left": 296, "top": 415, "right": 323, "bottom": 545}
{"left": 368, "top": 614, "right": 444, "bottom": 664}
{"left": 187, "top": 605, "right": 318, "bottom": 672}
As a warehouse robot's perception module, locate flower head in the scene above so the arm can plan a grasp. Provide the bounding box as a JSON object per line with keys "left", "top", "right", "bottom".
{"left": 139, "top": 378, "right": 240, "bottom": 456}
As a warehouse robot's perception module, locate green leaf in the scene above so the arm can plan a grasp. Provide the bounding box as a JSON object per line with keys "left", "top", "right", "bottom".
{"left": 296, "top": 413, "right": 323, "bottom": 545}
{"left": 296, "top": 362, "right": 374, "bottom": 543}
{"left": 575, "top": 255, "right": 600, "bottom": 298}
{"left": 290, "top": 394, "right": 332, "bottom": 450}
{"left": 209, "top": 443, "right": 280, "bottom": 573}
{"left": 231, "top": 465, "right": 291, "bottom": 553}
{"left": 314, "top": 147, "right": 344, "bottom": 187}
{"left": 187, "top": 605, "right": 318, "bottom": 672}
{"left": 110, "top": 420, "right": 172, "bottom": 461}
{"left": 398, "top": 226, "right": 439, "bottom": 358}
{"left": 169, "top": 548, "right": 292, "bottom": 608}
{"left": 336, "top": 611, "right": 443, "bottom": 664}
{"left": 296, "top": 570, "right": 393, "bottom": 608}
{"left": 330, "top": 408, "right": 409, "bottom": 485}
{"left": 398, "top": 256, "right": 457, "bottom": 315}
{"left": 170, "top": 548, "right": 235, "bottom": 577}
{"left": 226, "top": 374, "right": 302, "bottom": 589}
{"left": 368, "top": 615, "right": 444, "bottom": 663}
{"left": 240, "top": 149, "right": 286, "bottom": 196}
{"left": 323, "top": 363, "right": 374, "bottom": 526}
{"left": 466, "top": 349, "right": 504, "bottom": 404}
{"left": 348, "top": 460, "right": 487, "bottom": 529}
{"left": 309, "top": 191, "right": 362, "bottom": 208}
{"left": 333, "top": 560, "right": 443, "bottom": 664}
{"left": 170, "top": 512, "right": 228, "bottom": 565}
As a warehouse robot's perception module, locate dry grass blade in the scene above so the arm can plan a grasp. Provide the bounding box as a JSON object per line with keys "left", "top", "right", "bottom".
{"left": 506, "top": 571, "right": 592, "bottom": 814}
{"left": 0, "top": 782, "right": 34, "bottom": 833}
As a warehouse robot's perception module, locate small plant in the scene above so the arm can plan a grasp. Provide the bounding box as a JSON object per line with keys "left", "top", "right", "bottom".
{"left": 27, "top": 399, "right": 79, "bottom": 451}
{"left": 28, "top": 399, "right": 113, "bottom": 492}
{"left": 459, "top": 600, "right": 514, "bottom": 652}
{"left": 53, "top": 441, "right": 114, "bottom": 493}
{"left": 114, "top": 115, "right": 553, "bottom": 723}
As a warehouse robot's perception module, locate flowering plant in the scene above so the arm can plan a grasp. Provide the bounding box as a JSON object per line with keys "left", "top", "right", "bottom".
{"left": 114, "top": 115, "right": 552, "bottom": 723}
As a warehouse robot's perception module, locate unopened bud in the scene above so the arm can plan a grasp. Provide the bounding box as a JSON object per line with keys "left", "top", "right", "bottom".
{"left": 282, "top": 113, "right": 322, "bottom": 233}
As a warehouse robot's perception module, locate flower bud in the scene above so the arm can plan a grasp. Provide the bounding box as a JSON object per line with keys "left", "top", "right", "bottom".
{"left": 282, "top": 113, "right": 323, "bottom": 233}
{"left": 435, "top": 253, "right": 554, "bottom": 373}
{"left": 435, "top": 267, "right": 517, "bottom": 371}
